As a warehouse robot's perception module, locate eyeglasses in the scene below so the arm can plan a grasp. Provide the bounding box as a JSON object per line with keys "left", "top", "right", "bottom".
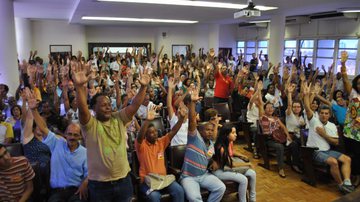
{"left": 66, "top": 133, "right": 81, "bottom": 138}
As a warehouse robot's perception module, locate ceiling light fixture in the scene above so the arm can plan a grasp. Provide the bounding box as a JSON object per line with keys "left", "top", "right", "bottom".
{"left": 82, "top": 16, "right": 198, "bottom": 23}
{"left": 248, "top": 20, "right": 270, "bottom": 23}
{"left": 338, "top": 8, "right": 360, "bottom": 13}
{"left": 97, "top": 0, "right": 277, "bottom": 11}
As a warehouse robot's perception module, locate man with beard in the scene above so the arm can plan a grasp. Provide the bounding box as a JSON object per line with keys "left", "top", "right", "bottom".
{"left": 27, "top": 90, "right": 88, "bottom": 202}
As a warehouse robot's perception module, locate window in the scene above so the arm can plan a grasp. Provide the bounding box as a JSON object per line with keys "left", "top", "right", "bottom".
{"left": 337, "top": 39, "right": 358, "bottom": 75}
{"left": 300, "top": 40, "right": 314, "bottom": 65}
{"left": 245, "top": 41, "right": 256, "bottom": 62}
{"left": 236, "top": 41, "right": 245, "bottom": 55}
{"left": 258, "top": 40, "right": 268, "bottom": 66}
{"left": 316, "top": 39, "right": 335, "bottom": 69}
{"left": 258, "top": 40, "right": 268, "bottom": 55}
{"left": 284, "top": 40, "right": 297, "bottom": 62}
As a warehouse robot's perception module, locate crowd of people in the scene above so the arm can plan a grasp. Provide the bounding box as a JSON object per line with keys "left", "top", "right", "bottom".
{"left": 0, "top": 44, "right": 359, "bottom": 202}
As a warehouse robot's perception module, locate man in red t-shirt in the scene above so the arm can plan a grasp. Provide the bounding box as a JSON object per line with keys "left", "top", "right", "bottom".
{"left": 214, "top": 63, "right": 233, "bottom": 103}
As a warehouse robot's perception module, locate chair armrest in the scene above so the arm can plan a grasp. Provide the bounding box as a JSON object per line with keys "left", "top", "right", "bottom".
{"left": 300, "top": 146, "right": 319, "bottom": 160}
{"left": 300, "top": 146, "right": 319, "bottom": 152}
{"left": 167, "top": 166, "right": 181, "bottom": 180}
{"left": 129, "top": 172, "right": 141, "bottom": 184}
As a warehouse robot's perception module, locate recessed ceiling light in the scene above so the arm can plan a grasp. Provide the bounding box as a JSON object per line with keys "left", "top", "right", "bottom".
{"left": 82, "top": 16, "right": 198, "bottom": 24}
{"left": 97, "top": 0, "right": 277, "bottom": 11}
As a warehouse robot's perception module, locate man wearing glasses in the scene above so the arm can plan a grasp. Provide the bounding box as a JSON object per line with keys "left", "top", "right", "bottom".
{"left": 29, "top": 92, "right": 89, "bottom": 202}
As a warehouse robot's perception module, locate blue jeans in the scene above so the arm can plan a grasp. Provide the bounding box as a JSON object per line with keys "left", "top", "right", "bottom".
{"left": 180, "top": 172, "right": 226, "bottom": 202}
{"left": 140, "top": 181, "right": 184, "bottom": 202}
{"left": 213, "top": 169, "right": 248, "bottom": 202}
{"left": 88, "top": 174, "right": 133, "bottom": 202}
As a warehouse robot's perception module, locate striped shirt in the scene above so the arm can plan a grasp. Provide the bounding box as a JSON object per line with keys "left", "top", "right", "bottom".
{"left": 181, "top": 130, "right": 214, "bottom": 178}
{"left": 0, "top": 156, "right": 35, "bottom": 201}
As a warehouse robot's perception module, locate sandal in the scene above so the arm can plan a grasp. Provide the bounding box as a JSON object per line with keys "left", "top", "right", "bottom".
{"left": 279, "top": 169, "right": 286, "bottom": 178}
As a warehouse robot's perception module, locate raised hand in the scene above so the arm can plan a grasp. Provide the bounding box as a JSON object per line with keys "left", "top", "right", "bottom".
{"left": 146, "top": 105, "right": 157, "bottom": 121}
{"left": 25, "top": 88, "right": 38, "bottom": 110}
{"left": 287, "top": 83, "right": 295, "bottom": 94}
{"left": 168, "top": 77, "right": 176, "bottom": 90}
{"left": 302, "top": 82, "right": 311, "bottom": 95}
{"left": 178, "top": 103, "right": 188, "bottom": 118}
{"left": 72, "top": 61, "right": 89, "bottom": 87}
{"left": 189, "top": 87, "right": 201, "bottom": 102}
{"left": 257, "top": 80, "right": 263, "bottom": 90}
{"left": 140, "top": 69, "right": 151, "bottom": 86}
{"left": 20, "top": 89, "right": 27, "bottom": 102}
{"left": 153, "top": 76, "right": 162, "bottom": 85}
{"left": 340, "top": 51, "right": 348, "bottom": 63}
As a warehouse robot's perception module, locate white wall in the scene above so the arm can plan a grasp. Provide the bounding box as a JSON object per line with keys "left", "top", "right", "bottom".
{"left": 27, "top": 20, "right": 229, "bottom": 59}
{"left": 86, "top": 26, "right": 156, "bottom": 45}
{"left": 32, "top": 20, "right": 87, "bottom": 60}
{"left": 219, "top": 24, "right": 237, "bottom": 56}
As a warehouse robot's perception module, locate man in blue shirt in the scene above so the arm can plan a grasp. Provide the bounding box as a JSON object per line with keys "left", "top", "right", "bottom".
{"left": 180, "top": 88, "right": 225, "bottom": 202}
{"left": 316, "top": 94, "right": 347, "bottom": 126}
{"left": 28, "top": 92, "right": 88, "bottom": 202}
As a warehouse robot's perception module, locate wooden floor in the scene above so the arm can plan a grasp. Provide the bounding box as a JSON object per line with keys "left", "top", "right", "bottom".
{"left": 221, "top": 142, "right": 344, "bottom": 202}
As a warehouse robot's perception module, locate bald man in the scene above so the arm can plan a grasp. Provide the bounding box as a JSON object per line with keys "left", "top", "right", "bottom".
{"left": 30, "top": 100, "right": 89, "bottom": 202}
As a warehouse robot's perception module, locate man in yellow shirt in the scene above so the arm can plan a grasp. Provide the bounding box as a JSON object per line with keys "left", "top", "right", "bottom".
{"left": 0, "top": 110, "right": 13, "bottom": 144}
{"left": 73, "top": 52, "right": 151, "bottom": 202}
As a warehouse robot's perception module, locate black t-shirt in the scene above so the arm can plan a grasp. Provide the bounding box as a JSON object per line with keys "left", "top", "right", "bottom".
{"left": 250, "top": 59, "right": 258, "bottom": 72}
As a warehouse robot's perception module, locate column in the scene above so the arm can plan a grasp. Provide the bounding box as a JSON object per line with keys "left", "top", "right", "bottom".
{"left": 269, "top": 14, "right": 286, "bottom": 67}
{"left": 15, "top": 17, "right": 32, "bottom": 62}
{"left": 0, "top": 0, "right": 19, "bottom": 95}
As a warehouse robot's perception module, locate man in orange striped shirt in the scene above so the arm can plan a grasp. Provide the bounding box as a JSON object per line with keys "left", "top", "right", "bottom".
{"left": 0, "top": 143, "right": 35, "bottom": 201}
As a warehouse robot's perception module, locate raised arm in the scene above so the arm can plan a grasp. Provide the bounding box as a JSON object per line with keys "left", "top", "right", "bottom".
{"left": 72, "top": 52, "right": 91, "bottom": 125}
{"left": 316, "top": 94, "right": 332, "bottom": 107}
{"left": 167, "top": 103, "right": 187, "bottom": 140}
{"left": 113, "top": 72, "right": 121, "bottom": 110}
{"left": 340, "top": 52, "right": 352, "bottom": 95}
{"left": 167, "top": 77, "right": 176, "bottom": 119}
{"left": 303, "top": 82, "right": 314, "bottom": 120}
{"left": 258, "top": 82, "right": 265, "bottom": 118}
{"left": 286, "top": 83, "right": 295, "bottom": 116}
{"left": 22, "top": 109, "right": 34, "bottom": 145}
{"left": 136, "top": 105, "right": 156, "bottom": 144}
{"left": 188, "top": 87, "right": 201, "bottom": 132}
{"left": 26, "top": 88, "right": 49, "bottom": 136}
{"left": 124, "top": 70, "right": 151, "bottom": 118}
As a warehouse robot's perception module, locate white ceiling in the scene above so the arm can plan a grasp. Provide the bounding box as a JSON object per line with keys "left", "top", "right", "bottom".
{"left": 13, "top": 0, "right": 360, "bottom": 25}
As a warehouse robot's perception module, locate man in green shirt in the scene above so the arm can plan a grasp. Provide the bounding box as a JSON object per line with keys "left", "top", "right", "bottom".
{"left": 73, "top": 52, "right": 151, "bottom": 202}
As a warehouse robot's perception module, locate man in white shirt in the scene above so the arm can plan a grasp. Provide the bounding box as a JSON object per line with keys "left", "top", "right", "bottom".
{"left": 167, "top": 77, "right": 189, "bottom": 146}
{"left": 303, "top": 84, "right": 354, "bottom": 194}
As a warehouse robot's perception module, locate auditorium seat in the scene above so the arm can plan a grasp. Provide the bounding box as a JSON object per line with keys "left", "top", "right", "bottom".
{"left": 167, "top": 145, "right": 239, "bottom": 200}
{"left": 4, "top": 143, "right": 24, "bottom": 156}
{"left": 256, "top": 121, "right": 292, "bottom": 170}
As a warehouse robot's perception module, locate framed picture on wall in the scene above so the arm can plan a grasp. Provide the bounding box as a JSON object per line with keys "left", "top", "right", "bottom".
{"left": 172, "top": 45, "right": 190, "bottom": 57}
{"left": 49, "top": 45, "right": 72, "bottom": 59}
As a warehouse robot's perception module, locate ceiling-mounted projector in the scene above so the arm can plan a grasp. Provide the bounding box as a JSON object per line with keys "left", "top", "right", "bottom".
{"left": 234, "top": 0, "right": 261, "bottom": 18}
